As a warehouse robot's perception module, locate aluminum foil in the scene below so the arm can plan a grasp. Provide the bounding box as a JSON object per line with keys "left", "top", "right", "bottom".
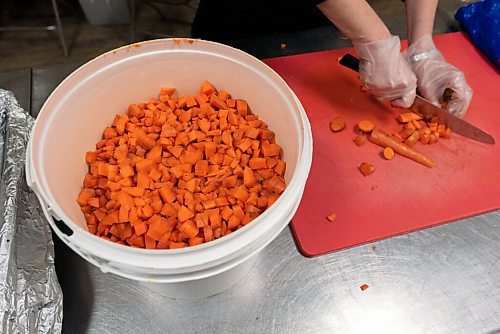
{"left": 0, "top": 89, "right": 62, "bottom": 334}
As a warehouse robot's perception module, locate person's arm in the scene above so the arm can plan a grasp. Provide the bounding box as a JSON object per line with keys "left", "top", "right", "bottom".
{"left": 405, "top": 0, "right": 472, "bottom": 116}
{"left": 405, "top": 0, "right": 438, "bottom": 44}
{"left": 317, "top": 0, "right": 390, "bottom": 42}
{"left": 317, "top": 0, "right": 417, "bottom": 108}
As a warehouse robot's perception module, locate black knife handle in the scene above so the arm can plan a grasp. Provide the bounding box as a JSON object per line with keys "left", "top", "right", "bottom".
{"left": 338, "top": 53, "right": 360, "bottom": 73}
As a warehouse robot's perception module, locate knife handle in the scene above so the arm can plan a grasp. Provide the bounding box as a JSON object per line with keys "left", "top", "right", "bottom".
{"left": 339, "top": 53, "right": 360, "bottom": 73}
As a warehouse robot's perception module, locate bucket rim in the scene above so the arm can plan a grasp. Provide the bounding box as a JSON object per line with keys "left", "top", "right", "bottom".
{"left": 27, "top": 38, "right": 313, "bottom": 267}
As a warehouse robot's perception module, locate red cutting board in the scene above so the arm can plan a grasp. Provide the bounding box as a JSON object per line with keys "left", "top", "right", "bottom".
{"left": 263, "top": 32, "right": 500, "bottom": 257}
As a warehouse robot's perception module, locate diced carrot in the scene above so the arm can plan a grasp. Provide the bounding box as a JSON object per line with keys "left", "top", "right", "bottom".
{"left": 145, "top": 235, "right": 156, "bottom": 249}
{"left": 87, "top": 197, "right": 100, "bottom": 208}
{"left": 142, "top": 205, "right": 154, "bottom": 218}
{"left": 249, "top": 157, "right": 267, "bottom": 170}
{"left": 85, "top": 151, "right": 98, "bottom": 165}
{"left": 123, "top": 187, "right": 145, "bottom": 197}
{"left": 83, "top": 173, "right": 98, "bottom": 188}
{"left": 179, "top": 220, "right": 198, "bottom": 239}
{"left": 160, "top": 87, "right": 176, "bottom": 96}
{"left": 202, "top": 199, "right": 216, "bottom": 210}
{"left": 203, "top": 226, "right": 214, "bottom": 242}
{"left": 232, "top": 205, "right": 245, "bottom": 219}
{"left": 245, "top": 127, "right": 260, "bottom": 139}
{"left": 405, "top": 130, "right": 420, "bottom": 147}
{"left": 134, "top": 129, "right": 156, "bottom": 150}
{"left": 200, "top": 81, "right": 216, "bottom": 96}
{"left": 178, "top": 205, "right": 194, "bottom": 223}
{"left": 80, "top": 82, "right": 286, "bottom": 249}
{"left": 210, "top": 94, "right": 227, "bottom": 109}
{"left": 204, "top": 141, "right": 217, "bottom": 159}
{"left": 261, "top": 143, "right": 281, "bottom": 157}
{"left": 353, "top": 135, "right": 365, "bottom": 146}
{"left": 442, "top": 127, "right": 452, "bottom": 139}
{"left": 120, "top": 165, "right": 134, "bottom": 178}
{"left": 103, "top": 127, "right": 118, "bottom": 139}
{"left": 215, "top": 197, "right": 229, "bottom": 207}
{"left": 359, "top": 162, "right": 375, "bottom": 176}
{"left": 188, "top": 237, "right": 205, "bottom": 247}
{"left": 220, "top": 206, "right": 233, "bottom": 221}
{"left": 228, "top": 215, "right": 241, "bottom": 229}
{"left": 236, "top": 99, "right": 248, "bottom": 115}
{"left": 243, "top": 166, "right": 256, "bottom": 187}
{"left": 128, "top": 234, "right": 145, "bottom": 248}
{"left": 194, "top": 159, "right": 209, "bottom": 177}
{"left": 101, "top": 210, "right": 119, "bottom": 225}
{"left": 222, "top": 175, "right": 238, "bottom": 188}
{"left": 146, "top": 146, "right": 163, "bottom": 163}
{"left": 398, "top": 112, "right": 422, "bottom": 123}
{"left": 267, "top": 176, "right": 286, "bottom": 194}
{"left": 146, "top": 215, "right": 169, "bottom": 241}
{"left": 209, "top": 211, "right": 222, "bottom": 229}
{"left": 169, "top": 242, "right": 187, "bottom": 249}
{"left": 158, "top": 186, "right": 176, "bottom": 203}
{"left": 231, "top": 185, "right": 249, "bottom": 202}
{"left": 274, "top": 160, "right": 286, "bottom": 176}
{"left": 134, "top": 222, "right": 148, "bottom": 236}
{"left": 267, "top": 194, "right": 280, "bottom": 207}
{"left": 77, "top": 189, "right": 94, "bottom": 206}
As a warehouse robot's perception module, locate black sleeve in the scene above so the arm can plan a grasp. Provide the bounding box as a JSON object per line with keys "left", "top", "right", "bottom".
{"left": 192, "top": 0, "right": 331, "bottom": 41}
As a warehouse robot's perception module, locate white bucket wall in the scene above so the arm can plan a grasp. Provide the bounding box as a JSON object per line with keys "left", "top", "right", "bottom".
{"left": 26, "top": 39, "right": 312, "bottom": 298}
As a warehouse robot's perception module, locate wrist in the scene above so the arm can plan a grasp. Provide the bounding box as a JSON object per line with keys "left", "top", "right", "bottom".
{"left": 407, "top": 34, "right": 444, "bottom": 63}
{"left": 351, "top": 29, "right": 391, "bottom": 44}
{"left": 353, "top": 35, "right": 400, "bottom": 60}
{"left": 408, "top": 34, "right": 436, "bottom": 55}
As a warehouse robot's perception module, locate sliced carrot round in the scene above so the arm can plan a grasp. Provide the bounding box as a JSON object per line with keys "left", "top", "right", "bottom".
{"left": 358, "top": 120, "right": 375, "bottom": 133}
{"left": 383, "top": 147, "right": 395, "bottom": 160}
{"left": 330, "top": 116, "right": 345, "bottom": 132}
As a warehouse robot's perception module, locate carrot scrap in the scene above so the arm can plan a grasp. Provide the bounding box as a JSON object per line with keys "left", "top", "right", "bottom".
{"left": 359, "top": 162, "right": 375, "bottom": 176}
{"left": 398, "top": 112, "right": 422, "bottom": 123}
{"left": 78, "top": 81, "right": 286, "bottom": 249}
{"left": 353, "top": 135, "right": 365, "bottom": 146}
{"left": 330, "top": 116, "right": 345, "bottom": 133}
{"left": 326, "top": 214, "right": 336, "bottom": 222}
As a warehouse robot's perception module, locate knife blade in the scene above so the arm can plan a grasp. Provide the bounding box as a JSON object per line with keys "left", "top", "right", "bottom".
{"left": 338, "top": 53, "right": 495, "bottom": 145}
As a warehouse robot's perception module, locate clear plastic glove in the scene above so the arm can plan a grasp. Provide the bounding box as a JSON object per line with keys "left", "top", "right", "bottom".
{"left": 353, "top": 35, "right": 417, "bottom": 108}
{"left": 408, "top": 34, "right": 473, "bottom": 117}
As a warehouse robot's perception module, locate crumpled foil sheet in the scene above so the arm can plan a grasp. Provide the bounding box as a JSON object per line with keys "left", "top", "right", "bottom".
{"left": 0, "top": 89, "right": 63, "bottom": 334}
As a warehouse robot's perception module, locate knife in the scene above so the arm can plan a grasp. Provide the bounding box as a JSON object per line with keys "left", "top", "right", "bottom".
{"left": 338, "top": 53, "right": 495, "bottom": 145}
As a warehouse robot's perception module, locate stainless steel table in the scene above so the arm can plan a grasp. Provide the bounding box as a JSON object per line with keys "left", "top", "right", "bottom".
{"left": 1, "top": 23, "right": 499, "bottom": 334}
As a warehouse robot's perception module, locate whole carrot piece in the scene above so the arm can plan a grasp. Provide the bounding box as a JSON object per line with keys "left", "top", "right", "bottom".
{"left": 369, "top": 128, "right": 436, "bottom": 168}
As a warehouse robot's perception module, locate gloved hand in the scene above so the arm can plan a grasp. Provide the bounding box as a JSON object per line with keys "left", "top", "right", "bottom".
{"left": 407, "top": 34, "right": 473, "bottom": 117}
{"left": 353, "top": 35, "right": 417, "bottom": 108}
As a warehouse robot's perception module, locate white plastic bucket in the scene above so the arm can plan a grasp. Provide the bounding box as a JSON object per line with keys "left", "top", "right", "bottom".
{"left": 26, "top": 39, "right": 313, "bottom": 299}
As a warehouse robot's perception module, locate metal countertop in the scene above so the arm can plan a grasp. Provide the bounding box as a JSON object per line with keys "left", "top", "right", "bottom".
{"left": 1, "top": 23, "right": 499, "bottom": 333}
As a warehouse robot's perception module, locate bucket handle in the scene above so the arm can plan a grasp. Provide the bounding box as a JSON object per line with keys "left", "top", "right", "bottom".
{"left": 27, "top": 141, "right": 113, "bottom": 272}
{"left": 37, "top": 197, "right": 113, "bottom": 272}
